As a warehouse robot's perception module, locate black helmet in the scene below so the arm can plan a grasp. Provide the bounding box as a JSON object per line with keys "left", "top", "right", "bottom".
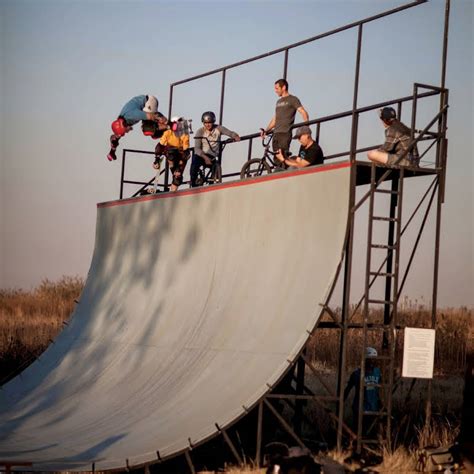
{"left": 379, "top": 107, "right": 396, "bottom": 121}
{"left": 201, "top": 111, "right": 216, "bottom": 124}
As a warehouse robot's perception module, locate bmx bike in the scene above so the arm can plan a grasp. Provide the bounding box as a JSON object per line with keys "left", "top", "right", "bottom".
{"left": 240, "top": 131, "right": 284, "bottom": 179}
{"left": 193, "top": 137, "right": 233, "bottom": 187}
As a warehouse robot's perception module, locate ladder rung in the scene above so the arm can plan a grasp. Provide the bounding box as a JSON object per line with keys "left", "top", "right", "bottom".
{"left": 363, "top": 410, "right": 388, "bottom": 416}
{"left": 368, "top": 299, "right": 394, "bottom": 305}
{"left": 361, "top": 439, "right": 381, "bottom": 444}
{"left": 363, "top": 383, "right": 390, "bottom": 388}
{"left": 347, "top": 324, "right": 392, "bottom": 329}
{"left": 375, "top": 188, "right": 399, "bottom": 195}
{"left": 370, "top": 271, "right": 395, "bottom": 278}
{"left": 371, "top": 244, "right": 397, "bottom": 250}
{"left": 364, "top": 325, "right": 393, "bottom": 330}
{"left": 373, "top": 216, "right": 399, "bottom": 222}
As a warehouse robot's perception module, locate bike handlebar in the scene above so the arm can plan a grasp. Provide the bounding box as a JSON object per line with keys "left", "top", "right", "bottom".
{"left": 194, "top": 136, "right": 235, "bottom": 144}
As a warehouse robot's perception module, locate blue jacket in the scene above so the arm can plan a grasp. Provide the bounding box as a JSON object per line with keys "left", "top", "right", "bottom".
{"left": 118, "top": 95, "right": 148, "bottom": 125}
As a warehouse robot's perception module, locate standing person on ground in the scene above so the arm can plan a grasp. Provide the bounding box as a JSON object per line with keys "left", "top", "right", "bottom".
{"left": 367, "top": 107, "right": 419, "bottom": 167}
{"left": 107, "top": 95, "right": 168, "bottom": 162}
{"left": 261, "top": 79, "right": 309, "bottom": 165}
{"left": 276, "top": 125, "right": 324, "bottom": 169}
{"left": 154, "top": 116, "right": 190, "bottom": 192}
{"left": 190, "top": 111, "right": 240, "bottom": 187}
{"left": 344, "top": 347, "right": 382, "bottom": 436}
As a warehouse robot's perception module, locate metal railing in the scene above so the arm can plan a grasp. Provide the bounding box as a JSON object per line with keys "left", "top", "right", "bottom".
{"left": 119, "top": 84, "right": 446, "bottom": 198}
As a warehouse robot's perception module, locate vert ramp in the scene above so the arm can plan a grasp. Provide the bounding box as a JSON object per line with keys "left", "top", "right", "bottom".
{"left": 0, "top": 162, "right": 351, "bottom": 471}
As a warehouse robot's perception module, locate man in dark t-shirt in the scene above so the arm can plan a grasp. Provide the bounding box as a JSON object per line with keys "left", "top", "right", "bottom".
{"left": 261, "top": 79, "right": 309, "bottom": 160}
{"left": 276, "top": 125, "right": 324, "bottom": 168}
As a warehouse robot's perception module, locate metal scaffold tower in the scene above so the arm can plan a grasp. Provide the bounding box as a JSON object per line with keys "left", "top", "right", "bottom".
{"left": 124, "top": 0, "right": 450, "bottom": 463}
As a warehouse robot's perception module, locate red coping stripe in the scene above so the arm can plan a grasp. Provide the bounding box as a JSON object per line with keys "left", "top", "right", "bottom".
{"left": 98, "top": 161, "right": 351, "bottom": 209}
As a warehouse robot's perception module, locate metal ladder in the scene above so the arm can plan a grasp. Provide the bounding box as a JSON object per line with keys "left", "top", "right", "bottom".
{"left": 356, "top": 164, "right": 405, "bottom": 452}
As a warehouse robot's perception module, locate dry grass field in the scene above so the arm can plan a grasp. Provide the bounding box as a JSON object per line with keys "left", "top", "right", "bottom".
{"left": 0, "top": 277, "right": 471, "bottom": 472}
{"left": 0, "top": 276, "right": 83, "bottom": 383}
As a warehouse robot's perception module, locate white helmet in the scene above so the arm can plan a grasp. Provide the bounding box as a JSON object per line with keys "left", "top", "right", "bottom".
{"left": 171, "top": 116, "right": 183, "bottom": 123}
{"left": 143, "top": 95, "right": 158, "bottom": 113}
{"left": 366, "top": 347, "right": 378, "bottom": 358}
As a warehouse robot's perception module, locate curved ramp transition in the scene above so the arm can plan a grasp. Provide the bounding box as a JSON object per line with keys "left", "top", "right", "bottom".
{"left": 0, "top": 162, "right": 351, "bottom": 470}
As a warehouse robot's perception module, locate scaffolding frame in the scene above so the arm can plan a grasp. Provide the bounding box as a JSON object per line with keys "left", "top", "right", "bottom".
{"left": 115, "top": 0, "right": 451, "bottom": 470}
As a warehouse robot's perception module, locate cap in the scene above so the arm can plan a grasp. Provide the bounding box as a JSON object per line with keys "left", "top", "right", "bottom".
{"left": 379, "top": 107, "right": 396, "bottom": 121}
{"left": 292, "top": 125, "right": 312, "bottom": 139}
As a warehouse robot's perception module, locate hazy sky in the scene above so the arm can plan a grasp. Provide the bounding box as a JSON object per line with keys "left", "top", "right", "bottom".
{"left": 1, "top": 0, "right": 472, "bottom": 307}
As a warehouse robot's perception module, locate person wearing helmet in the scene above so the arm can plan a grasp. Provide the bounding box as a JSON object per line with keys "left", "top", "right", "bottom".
{"left": 367, "top": 107, "right": 419, "bottom": 167}
{"left": 261, "top": 79, "right": 309, "bottom": 165}
{"left": 344, "top": 346, "right": 382, "bottom": 436}
{"left": 190, "top": 111, "right": 240, "bottom": 187}
{"left": 154, "top": 116, "right": 191, "bottom": 192}
{"left": 107, "top": 95, "right": 167, "bottom": 162}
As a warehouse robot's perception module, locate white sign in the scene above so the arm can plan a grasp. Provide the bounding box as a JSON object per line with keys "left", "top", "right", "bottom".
{"left": 402, "top": 327, "right": 436, "bottom": 379}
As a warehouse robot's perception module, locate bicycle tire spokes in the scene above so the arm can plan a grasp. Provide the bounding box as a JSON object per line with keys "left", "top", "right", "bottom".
{"left": 240, "top": 158, "right": 272, "bottom": 179}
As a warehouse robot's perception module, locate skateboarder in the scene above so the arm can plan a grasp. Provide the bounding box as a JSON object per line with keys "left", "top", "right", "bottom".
{"left": 107, "top": 95, "right": 168, "bottom": 162}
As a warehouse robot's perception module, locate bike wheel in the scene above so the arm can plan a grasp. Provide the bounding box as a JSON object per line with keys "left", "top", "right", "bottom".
{"left": 240, "top": 158, "right": 272, "bottom": 180}
{"left": 210, "top": 162, "right": 222, "bottom": 184}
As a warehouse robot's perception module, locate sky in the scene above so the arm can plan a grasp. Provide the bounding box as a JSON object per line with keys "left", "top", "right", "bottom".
{"left": 0, "top": 0, "right": 472, "bottom": 307}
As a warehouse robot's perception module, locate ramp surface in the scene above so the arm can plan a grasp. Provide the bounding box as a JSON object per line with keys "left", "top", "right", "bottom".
{"left": 0, "top": 163, "right": 351, "bottom": 471}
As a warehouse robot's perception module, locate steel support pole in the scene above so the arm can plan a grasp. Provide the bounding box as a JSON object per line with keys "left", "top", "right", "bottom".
{"left": 168, "top": 84, "right": 174, "bottom": 120}
{"left": 256, "top": 401, "right": 263, "bottom": 467}
{"left": 357, "top": 164, "right": 376, "bottom": 453}
{"left": 218, "top": 69, "right": 227, "bottom": 165}
{"left": 217, "top": 425, "right": 243, "bottom": 465}
{"left": 387, "top": 168, "right": 404, "bottom": 449}
{"left": 119, "top": 149, "right": 126, "bottom": 199}
{"left": 383, "top": 178, "right": 398, "bottom": 349}
{"left": 440, "top": 0, "right": 451, "bottom": 90}
{"left": 337, "top": 207, "right": 354, "bottom": 451}
{"left": 426, "top": 172, "right": 443, "bottom": 429}
{"left": 411, "top": 84, "right": 418, "bottom": 143}
{"left": 294, "top": 353, "right": 306, "bottom": 436}
{"left": 338, "top": 21, "right": 363, "bottom": 452}
{"left": 263, "top": 399, "right": 307, "bottom": 450}
{"left": 283, "top": 49, "right": 289, "bottom": 79}
{"left": 219, "top": 69, "right": 226, "bottom": 124}
{"left": 427, "top": 0, "right": 450, "bottom": 431}
{"left": 184, "top": 450, "right": 196, "bottom": 474}
{"left": 350, "top": 24, "right": 363, "bottom": 164}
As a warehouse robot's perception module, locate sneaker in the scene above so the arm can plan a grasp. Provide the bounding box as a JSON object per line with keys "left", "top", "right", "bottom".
{"left": 107, "top": 151, "right": 117, "bottom": 161}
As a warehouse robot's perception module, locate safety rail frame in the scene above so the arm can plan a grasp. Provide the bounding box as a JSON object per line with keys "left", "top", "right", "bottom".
{"left": 119, "top": 86, "right": 444, "bottom": 198}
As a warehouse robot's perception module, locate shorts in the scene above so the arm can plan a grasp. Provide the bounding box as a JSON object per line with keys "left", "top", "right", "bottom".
{"left": 272, "top": 132, "right": 292, "bottom": 155}
{"left": 387, "top": 153, "right": 418, "bottom": 167}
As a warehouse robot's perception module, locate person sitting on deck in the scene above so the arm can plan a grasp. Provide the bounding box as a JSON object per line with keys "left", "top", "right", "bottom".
{"left": 367, "top": 107, "right": 419, "bottom": 167}
{"left": 275, "top": 125, "right": 324, "bottom": 169}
